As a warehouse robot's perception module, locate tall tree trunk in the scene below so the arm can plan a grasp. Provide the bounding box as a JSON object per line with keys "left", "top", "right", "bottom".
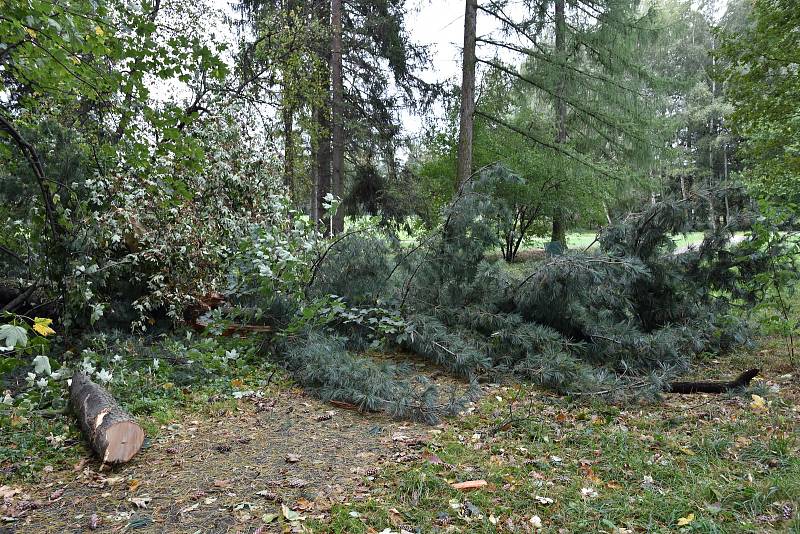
{"left": 314, "top": 2, "right": 333, "bottom": 233}
{"left": 310, "top": 107, "right": 320, "bottom": 223}
{"left": 456, "top": 0, "right": 477, "bottom": 188}
{"left": 316, "top": 106, "right": 333, "bottom": 233}
{"left": 282, "top": 99, "right": 295, "bottom": 196}
{"left": 723, "top": 143, "right": 730, "bottom": 224}
{"left": 551, "top": 0, "right": 568, "bottom": 249}
{"left": 331, "top": 0, "right": 345, "bottom": 234}
{"left": 708, "top": 120, "right": 716, "bottom": 231}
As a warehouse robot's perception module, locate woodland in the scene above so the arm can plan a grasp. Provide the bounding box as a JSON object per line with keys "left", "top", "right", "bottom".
{"left": 1, "top": 0, "right": 799, "bottom": 532}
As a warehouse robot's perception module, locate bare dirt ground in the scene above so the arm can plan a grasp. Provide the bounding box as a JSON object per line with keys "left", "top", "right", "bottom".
{"left": 5, "top": 388, "right": 435, "bottom": 533}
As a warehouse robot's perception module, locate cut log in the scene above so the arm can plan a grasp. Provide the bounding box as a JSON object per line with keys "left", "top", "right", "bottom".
{"left": 668, "top": 368, "right": 760, "bottom": 394}
{"left": 69, "top": 372, "right": 145, "bottom": 464}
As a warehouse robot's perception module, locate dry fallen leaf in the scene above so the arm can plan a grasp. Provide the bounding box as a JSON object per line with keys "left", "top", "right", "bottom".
{"left": 677, "top": 512, "right": 695, "bottom": 526}
{"left": 285, "top": 453, "right": 301, "bottom": 463}
{"left": 0, "top": 485, "right": 22, "bottom": 499}
{"left": 129, "top": 496, "right": 151, "bottom": 509}
{"left": 750, "top": 394, "right": 767, "bottom": 412}
{"left": 450, "top": 479, "right": 487, "bottom": 491}
{"left": 295, "top": 498, "right": 314, "bottom": 511}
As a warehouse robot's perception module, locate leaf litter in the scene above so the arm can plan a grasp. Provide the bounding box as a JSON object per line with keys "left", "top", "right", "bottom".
{"left": 8, "top": 387, "right": 430, "bottom": 532}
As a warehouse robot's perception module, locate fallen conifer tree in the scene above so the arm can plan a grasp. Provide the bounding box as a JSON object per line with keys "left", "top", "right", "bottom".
{"left": 230, "top": 172, "right": 794, "bottom": 421}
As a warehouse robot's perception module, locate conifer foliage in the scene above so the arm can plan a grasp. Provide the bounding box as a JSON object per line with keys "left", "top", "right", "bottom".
{"left": 273, "top": 174, "right": 776, "bottom": 419}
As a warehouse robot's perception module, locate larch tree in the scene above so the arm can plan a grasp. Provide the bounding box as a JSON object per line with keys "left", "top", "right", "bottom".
{"left": 467, "top": 0, "right": 661, "bottom": 247}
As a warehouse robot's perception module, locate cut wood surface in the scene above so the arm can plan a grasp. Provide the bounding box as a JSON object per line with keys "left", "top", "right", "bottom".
{"left": 69, "top": 372, "right": 144, "bottom": 464}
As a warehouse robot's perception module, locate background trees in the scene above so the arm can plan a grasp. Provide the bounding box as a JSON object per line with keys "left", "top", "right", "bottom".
{"left": 718, "top": 0, "right": 800, "bottom": 206}
{"left": 1, "top": 0, "right": 796, "bottom": 336}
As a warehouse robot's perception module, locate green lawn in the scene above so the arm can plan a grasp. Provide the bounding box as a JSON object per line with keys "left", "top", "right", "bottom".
{"left": 307, "top": 342, "right": 799, "bottom": 533}
{"left": 522, "top": 231, "right": 747, "bottom": 253}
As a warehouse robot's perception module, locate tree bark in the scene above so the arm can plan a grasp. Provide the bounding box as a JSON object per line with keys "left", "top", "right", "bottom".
{"left": 310, "top": 107, "right": 320, "bottom": 223}
{"left": 314, "top": 2, "right": 333, "bottom": 234}
{"left": 282, "top": 98, "right": 295, "bottom": 196}
{"left": 668, "top": 368, "right": 759, "bottom": 394}
{"left": 723, "top": 143, "right": 730, "bottom": 224}
{"left": 456, "top": 0, "right": 477, "bottom": 188}
{"left": 551, "top": 0, "right": 568, "bottom": 249}
{"left": 316, "top": 106, "right": 333, "bottom": 234}
{"left": 331, "top": 0, "right": 345, "bottom": 234}
{"left": 69, "top": 372, "right": 145, "bottom": 464}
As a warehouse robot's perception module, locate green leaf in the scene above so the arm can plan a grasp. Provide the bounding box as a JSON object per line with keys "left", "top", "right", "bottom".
{"left": 0, "top": 324, "right": 28, "bottom": 349}
{"left": 32, "top": 355, "right": 51, "bottom": 375}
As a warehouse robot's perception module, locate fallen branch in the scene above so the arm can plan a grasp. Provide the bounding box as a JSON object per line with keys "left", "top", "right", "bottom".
{"left": 668, "top": 368, "right": 760, "bottom": 394}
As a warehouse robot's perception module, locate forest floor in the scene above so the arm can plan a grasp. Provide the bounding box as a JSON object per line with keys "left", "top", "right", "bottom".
{"left": 2, "top": 335, "right": 798, "bottom": 533}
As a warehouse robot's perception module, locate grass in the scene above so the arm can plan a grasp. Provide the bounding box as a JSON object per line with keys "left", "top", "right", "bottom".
{"left": 522, "top": 230, "right": 748, "bottom": 254}
{"left": 306, "top": 343, "right": 799, "bottom": 533}
{"left": 0, "top": 334, "right": 287, "bottom": 481}
{"left": 3, "top": 333, "right": 798, "bottom": 532}
{"left": 2, "top": 268, "right": 797, "bottom": 532}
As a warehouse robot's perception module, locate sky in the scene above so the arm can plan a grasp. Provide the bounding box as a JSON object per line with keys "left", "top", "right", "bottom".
{"left": 401, "top": 0, "right": 526, "bottom": 134}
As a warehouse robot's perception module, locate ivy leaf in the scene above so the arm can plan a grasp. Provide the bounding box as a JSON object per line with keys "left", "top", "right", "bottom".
{"left": 0, "top": 325, "right": 28, "bottom": 348}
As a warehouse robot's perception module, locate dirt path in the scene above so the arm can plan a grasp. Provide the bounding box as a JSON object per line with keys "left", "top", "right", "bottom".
{"left": 6, "top": 389, "right": 436, "bottom": 533}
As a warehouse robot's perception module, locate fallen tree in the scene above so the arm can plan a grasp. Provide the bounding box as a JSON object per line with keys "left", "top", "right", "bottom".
{"left": 69, "top": 372, "right": 145, "bottom": 464}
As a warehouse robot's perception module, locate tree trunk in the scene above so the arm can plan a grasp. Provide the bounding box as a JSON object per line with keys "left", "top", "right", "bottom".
{"left": 723, "top": 143, "right": 730, "bottom": 224}
{"left": 69, "top": 372, "right": 144, "bottom": 464}
{"left": 331, "top": 0, "right": 345, "bottom": 234}
{"left": 282, "top": 99, "right": 295, "bottom": 196}
{"left": 315, "top": 105, "right": 332, "bottom": 233}
{"left": 551, "top": 0, "right": 568, "bottom": 250}
{"left": 551, "top": 210, "right": 566, "bottom": 248}
{"left": 456, "top": 0, "right": 477, "bottom": 187}
{"left": 312, "top": 1, "right": 333, "bottom": 233}
{"left": 310, "top": 107, "right": 320, "bottom": 223}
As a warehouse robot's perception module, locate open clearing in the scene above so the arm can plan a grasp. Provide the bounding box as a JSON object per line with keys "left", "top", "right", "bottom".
{"left": 3, "top": 342, "right": 798, "bottom": 533}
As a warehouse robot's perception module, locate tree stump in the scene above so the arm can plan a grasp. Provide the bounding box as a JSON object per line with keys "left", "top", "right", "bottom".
{"left": 69, "top": 372, "right": 145, "bottom": 464}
